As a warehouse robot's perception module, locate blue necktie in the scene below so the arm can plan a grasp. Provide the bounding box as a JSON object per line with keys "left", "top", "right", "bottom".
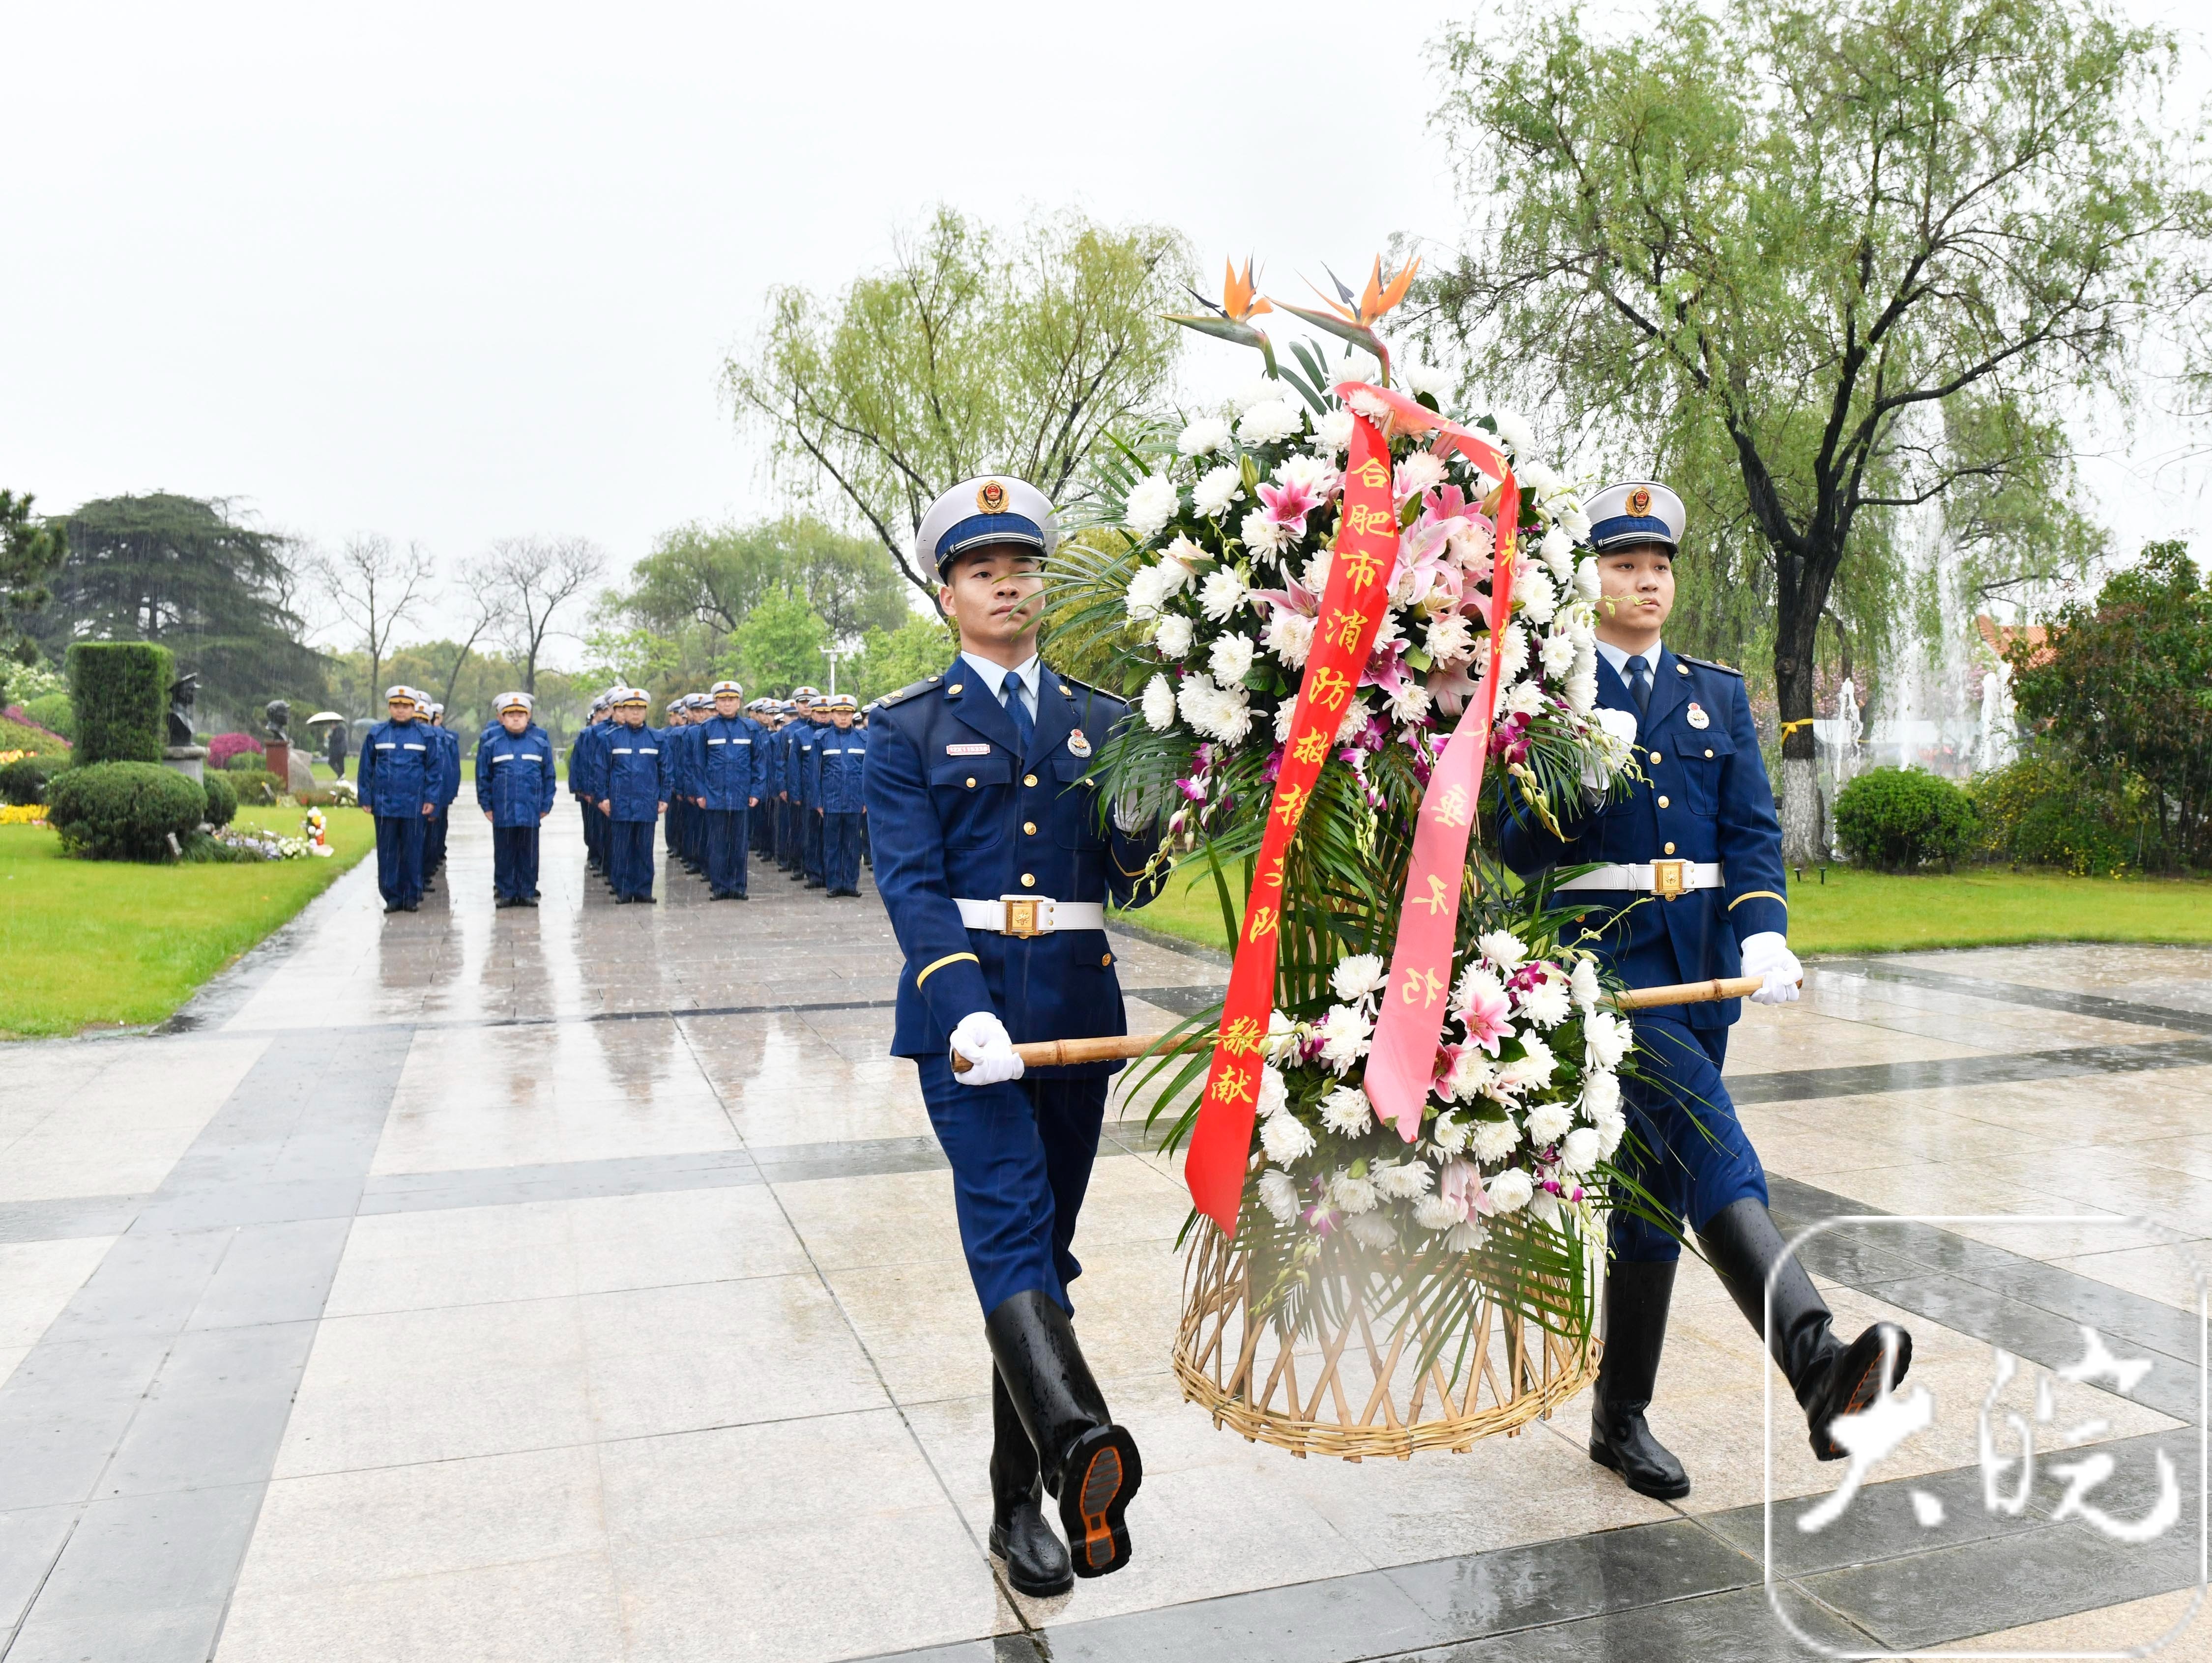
{"left": 1625, "top": 654, "right": 1652, "bottom": 715}
{"left": 1001, "top": 668, "right": 1035, "bottom": 751}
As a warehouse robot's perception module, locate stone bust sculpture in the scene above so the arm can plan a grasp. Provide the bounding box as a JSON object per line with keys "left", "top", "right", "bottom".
{"left": 166, "top": 672, "right": 199, "bottom": 748}
{"left": 263, "top": 698, "right": 292, "bottom": 746}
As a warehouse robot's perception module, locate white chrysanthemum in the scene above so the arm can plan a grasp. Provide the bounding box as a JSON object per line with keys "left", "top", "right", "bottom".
{"left": 1560, "top": 504, "right": 1592, "bottom": 541}
{"left": 1209, "top": 632, "right": 1255, "bottom": 688}
{"left": 1256, "top": 1064, "right": 1289, "bottom": 1122}
{"left": 1581, "top": 1067, "right": 1621, "bottom": 1119}
{"left": 1524, "top": 1099, "right": 1574, "bottom": 1146}
{"left": 1518, "top": 459, "right": 1563, "bottom": 498}
{"left": 1584, "top": 1010, "right": 1632, "bottom": 1070}
{"left": 1445, "top": 1047, "right": 1497, "bottom": 1103}
{"left": 1431, "top": 1111, "right": 1470, "bottom": 1155}
{"left": 1388, "top": 681, "right": 1433, "bottom": 724}
{"left": 1332, "top": 1170, "right": 1379, "bottom": 1214}
{"left": 1490, "top": 410, "right": 1537, "bottom": 456}
{"left": 1300, "top": 550, "right": 1332, "bottom": 594}
{"left": 1313, "top": 409, "right": 1356, "bottom": 454}
{"left": 1316, "top": 1002, "right": 1371, "bottom": 1073}
{"left": 1445, "top": 1219, "right": 1489, "bottom": 1253}
{"left": 1330, "top": 954, "right": 1387, "bottom": 1004}
{"left": 1517, "top": 977, "right": 1572, "bottom": 1030}
{"left": 1560, "top": 1126, "right": 1601, "bottom": 1175}
{"left": 1154, "top": 615, "right": 1195, "bottom": 660}
{"left": 1402, "top": 362, "right": 1455, "bottom": 400}
{"left": 1260, "top": 1111, "right": 1316, "bottom": 1165}
{"left": 1258, "top": 1167, "right": 1300, "bottom": 1223}
{"left": 1565, "top": 669, "right": 1598, "bottom": 713}
{"left": 1126, "top": 561, "right": 1183, "bottom": 620}
{"left": 1178, "top": 415, "right": 1232, "bottom": 458}
{"left": 1273, "top": 701, "right": 1296, "bottom": 742}
{"left": 1198, "top": 566, "right": 1247, "bottom": 622}
{"left": 1425, "top": 613, "right": 1474, "bottom": 665}
{"left": 1540, "top": 630, "right": 1579, "bottom": 678}
{"left": 1573, "top": 556, "right": 1602, "bottom": 602}
{"left": 1503, "top": 680, "right": 1548, "bottom": 721}
{"left": 1453, "top": 961, "right": 1507, "bottom": 1010}
{"left": 1262, "top": 1007, "right": 1299, "bottom": 1058}
{"left": 1529, "top": 1189, "right": 1562, "bottom": 1227}
{"left": 1373, "top": 1159, "right": 1432, "bottom": 1201}
{"left": 1240, "top": 506, "right": 1291, "bottom": 557}
{"left": 1479, "top": 930, "right": 1529, "bottom": 972}
{"left": 1334, "top": 698, "right": 1371, "bottom": 745}
{"left": 1468, "top": 1116, "right": 1521, "bottom": 1162}
{"left": 1503, "top": 1033, "right": 1557, "bottom": 1091}
{"left": 1177, "top": 675, "right": 1253, "bottom": 745}
{"left": 1414, "top": 1195, "right": 1464, "bottom": 1232}
{"left": 1193, "top": 465, "right": 1244, "bottom": 519}
{"left": 1238, "top": 400, "right": 1304, "bottom": 446}
{"left": 1345, "top": 1212, "right": 1396, "bottom": 1249}
{"left": 1320, "top": 1085, "right": 1374, "bottom": 1137}
{"left": 1515, "top": 565, "right": 1558, "bottom": 626}
{"left": 1233, "top": 378, "right": 1283, "bottom": 413}
{"left": 1124, "top": 473, "right": 1179, "bottom": 540}
{"left": 1274, "top": 454, "right": 1338, "bottom": 494}
{"left": 1262, "top": 610, "right": 1315, "bottom": 671}
{"left": 1486, "top": 1168, "right": 1534, "bottom": 1214}
{"left": 1497, "top": 624, "right": 1530, "bottom": 681}
{"left": 1141, "top": 673, "right": 1178, "bottom": 732}
{"left": 1594, "top": 1108, "right": 1626, "bottom": 1158}
{"left": 1537, "top": 525, "right": 1574, "bottom": 578}
{"left": 1570, "top": 957, "right": 1601, "bottom": 1013}
{"left": 1395, "top": 452, "right": 1448, "bottom": 501}
{"left": 1346, "top": 388, "right": 1392, "bottom": 424}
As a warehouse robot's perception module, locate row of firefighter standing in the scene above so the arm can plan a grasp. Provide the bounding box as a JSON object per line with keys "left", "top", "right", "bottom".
{"left": 565, "top": 682, "right": 870, "bottom": 904}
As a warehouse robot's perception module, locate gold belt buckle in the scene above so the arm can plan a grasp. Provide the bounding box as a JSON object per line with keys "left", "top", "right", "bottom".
{"left": 1650, "top": 859, "right": 1688, "bottom": 900}
{"left": 1003, "top": 898, "right": 1042, "bottom": 938}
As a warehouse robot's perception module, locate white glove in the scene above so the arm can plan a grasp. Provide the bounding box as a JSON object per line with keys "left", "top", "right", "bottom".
{"left": 1740, "top": 932, "right": 1802, "bottom": 1005}
{"left": 949, "top": 1010, "right": 1025, "bottom": 1086}
{"left": 1581, "top": 707, "right": 1640, "bottom": 798}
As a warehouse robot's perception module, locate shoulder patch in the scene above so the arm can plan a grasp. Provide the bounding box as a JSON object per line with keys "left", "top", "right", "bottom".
{"left": 875, "top": 676, "right": 942, "bottom": 709}
{"left": 1677, "top": 654, "right": 1743, "bottom": 678}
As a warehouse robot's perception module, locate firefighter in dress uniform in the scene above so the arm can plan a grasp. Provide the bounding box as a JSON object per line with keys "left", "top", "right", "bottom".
{"left": 866, "top": 475, "right": 1162, "bottom": 1594}
{"left": 1499, "top": 481, "right": 1912, "bottom": 1499}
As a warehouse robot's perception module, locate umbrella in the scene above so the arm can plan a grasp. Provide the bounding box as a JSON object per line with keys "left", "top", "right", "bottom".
{"left": 304, "top": 711, "right": 347, "bottom": 725}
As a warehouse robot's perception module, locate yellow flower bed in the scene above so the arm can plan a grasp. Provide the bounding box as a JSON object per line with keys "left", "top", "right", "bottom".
{"left": 0, "top": 750, "right": 29, "bottom": 766}
{"left": 0, "top": 803, "right": 49, "bottom": 825}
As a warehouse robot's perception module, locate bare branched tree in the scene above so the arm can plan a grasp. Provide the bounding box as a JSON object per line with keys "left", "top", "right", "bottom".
{"left": 306, "top": 535, "right": 436, "bottom": 715}
{"left": 432, "top": 556, "right": 512, "bottom": 712}
{"left": 485, "top": 536, "right": 606, "bottom": 693}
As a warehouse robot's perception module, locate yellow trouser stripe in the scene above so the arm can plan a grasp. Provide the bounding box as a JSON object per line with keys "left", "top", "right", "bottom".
{"left": 1729, "top": 889, "right": 1786, "bottom": 911}
{"left": 916, "top": 951, "right": 980, "bottom": 988}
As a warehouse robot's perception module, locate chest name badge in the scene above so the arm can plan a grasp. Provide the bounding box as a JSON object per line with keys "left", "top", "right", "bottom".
{"left": 1686, "top": 702, "right": 1710, "bottom": 729}
{"left": 1067, "top": 729, "right": 1092, "bottom": 758}
{"left": 946, "top": 742, "right": 991, "bottom": 756}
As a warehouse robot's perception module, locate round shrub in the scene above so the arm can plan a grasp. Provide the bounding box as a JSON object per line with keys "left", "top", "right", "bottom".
{"left": 45, "top": 761, "right": 207, "bottom": 861}
{"left": 200, "top": 770, "right": 238, "bottom": 828}
{"left": 22, "top": 693, "right": 74, "bottom": 741}
{"left": 226, "top": 767, "right": 283, "bottom": 805}
{"left": 1834, "top": 767, "right": 1978, "bottom": 872}
{"left": 0, "top": 754, "right": 57, "bottom": 805}
{"left": 226, "top": 750, "right": 267, "bottom": 772}
{"left": 209, "top": 732, "right": 265, "bottom": 771}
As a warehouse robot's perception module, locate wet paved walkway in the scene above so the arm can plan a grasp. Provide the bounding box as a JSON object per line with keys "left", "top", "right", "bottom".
{"left": 3, "top": 809, "right": 2211, "bottom": 1660}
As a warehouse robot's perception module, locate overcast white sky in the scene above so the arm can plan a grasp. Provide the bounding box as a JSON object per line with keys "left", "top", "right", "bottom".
{"left": 2, "top": 0, "right": 2205, "bottom": 657}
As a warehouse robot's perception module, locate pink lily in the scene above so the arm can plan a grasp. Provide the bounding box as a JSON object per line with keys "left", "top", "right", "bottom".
{"left": 1391, "top": 505, "right": 1468, "bottom": 612}
{"left": 1247, "top": 570, "right": 1320, "bottom": 620}
{"left": 1459, "top": 978, "right": 1513, "bottom": 1056}
{"left": 1437, "top": 1159, "right": 1492, "bottom": 1221}
{"left": 1426, "top": 661, "right": 1479, "bottom": 717}
{"left": 1257, "top": 476, "right": 1325, "bottom": 539}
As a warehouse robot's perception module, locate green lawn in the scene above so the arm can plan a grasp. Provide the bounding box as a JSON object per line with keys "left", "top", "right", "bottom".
{"left": 0, "top": 803, "right": 376, "bottom": 1038}
{"left": 1115, "top": 863, "right": 2212, "bottom": 958}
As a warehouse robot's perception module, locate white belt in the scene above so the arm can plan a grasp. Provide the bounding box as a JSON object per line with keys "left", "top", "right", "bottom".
{"left": 956, "top": 896, "right": 1107, "bottom": 937}
{"left": 1556, "top": 861, "right": 1723, "bottom": 899}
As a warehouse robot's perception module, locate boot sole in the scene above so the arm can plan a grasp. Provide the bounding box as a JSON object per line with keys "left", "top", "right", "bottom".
{"left": 988, "top": 1523, "right": 1074, "bottom": 1598}
{"left": 1059, "top": 1426, "right": 1141, "bottom": 1578}
{"left": 1813, "top": 1325, "right": 1913, "bottom": 1461}
{"left": 1588, "top": 1436, "right": 1691, "bottom": 1500}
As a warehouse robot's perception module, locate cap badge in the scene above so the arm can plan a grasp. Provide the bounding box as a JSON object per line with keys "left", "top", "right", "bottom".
{"left": 976, "top": 480, "right": 1009, "bottom": 515}
{"left": 1627, "top": 487, "right": 1652, "bottom": 516}
{"left": 1686, "top": 702, "right": 1710, "bottom": 729}
{"left": 1067, "top": 729, "right": 1092, "bottom": 758}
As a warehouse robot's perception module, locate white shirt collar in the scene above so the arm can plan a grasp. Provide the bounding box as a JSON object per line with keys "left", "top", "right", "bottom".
{"left": 960, "top": 650, "right": 1040, "bottom": 717}
{"left": 1595, "top": 638, "right": 1663, "bottom": 678}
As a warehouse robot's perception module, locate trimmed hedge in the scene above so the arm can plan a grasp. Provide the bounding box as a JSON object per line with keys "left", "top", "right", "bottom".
{"left": 201, "top": 770, "right": 238, "bottom": 828}
{"left": 66, "top": 642, "right": 173, "bottom": 765}
{"left": 225, "top": 750, "right": 268, "bottom": 772}
{"left": 1835, "top": 767, "right": 1978, "bottom": 872}
{"left": 45, "top": 761, "right": 206, "bottom": 860}
{"left": 0, "top": 754, "right": 58, "bottom": 805}
{"left": 22, "top": 693, "right": 74, "bottom": 740}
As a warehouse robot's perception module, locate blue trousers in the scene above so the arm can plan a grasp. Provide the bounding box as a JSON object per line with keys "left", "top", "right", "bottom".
{"left": 579, "top": 796, "right": 603, "bottom": 868}
{"left": 607, "top": 816, "right": 657, "bottom": 899}
{"left": 781, "top": 801, "right": 801, "bottom": 869}
{"left": 491, "top": 823, "right": 540, "bottom": 899}
{"left": 373, "top": 813, "right": 425, "bottom": 904}
{"left": 913, "top": 1052, "right": 1108, "bottom": 1316}
{"left": 705, "top": 808, "right": 749, "bottom": 897}
{"left": 1609, "top": 1016, "right": 1770, "bottom": 1262}
{"left": 425, "top": 809, "right": 448, "bottom": 873}
{"left": 822, "top": 811, "right": 864, "bottom": 892}
{"left": 803, "top": 807, "right": 825, "bottom": 883}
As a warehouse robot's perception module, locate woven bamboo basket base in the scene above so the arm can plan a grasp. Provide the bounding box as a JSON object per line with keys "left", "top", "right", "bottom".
{"left": 1172, "top": 1222, "right": 1601, "bottom": 1462}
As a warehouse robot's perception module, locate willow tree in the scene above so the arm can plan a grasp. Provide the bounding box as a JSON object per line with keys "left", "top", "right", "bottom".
{"left": 1429, "top": 0, "right": 2208, "bottom": 860}
{"left": 728, "top": 206, "right": 1192, "bottom": 603}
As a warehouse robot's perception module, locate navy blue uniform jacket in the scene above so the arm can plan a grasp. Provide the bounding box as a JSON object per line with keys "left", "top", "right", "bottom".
{"left": 1499, "top": 649, "right": 1787, "bottom": 1030}
{"left": 358, "top": 719, "right": 437, "bottom": 817}
{"left": 865, "top": 661, "right": 1163, "bottom": 1075}
{"left": 816, "top": 728, "right": 867, "bottom": 813}
{"left": 603, "top": 727, "right": 671, "bottom": 821}
{"left": 476, "top": 725, "right": 558, "bottom": 825}
{"left": 696, "top": 714, "right": 763, "bottom": 809}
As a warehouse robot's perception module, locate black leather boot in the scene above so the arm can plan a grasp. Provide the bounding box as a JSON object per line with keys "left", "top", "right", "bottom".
{"left": 984, "top": 1290, "right": 1141, "bottom": 1579}
{"left": 1697, "top": 1198, "right": 1913, "bottom": 1462}
{"left": 1588, "top": 1259, "right": 1691, "bottom": 1499}
{"left": 988, "top": 1366, "right": 1073, "bottom": 1597}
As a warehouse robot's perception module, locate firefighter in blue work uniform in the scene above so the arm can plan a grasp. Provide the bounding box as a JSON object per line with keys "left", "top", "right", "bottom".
{"left": 358, "top": 686, "right": 438, "bottom": 913}
{"left": 814, "top": 693, "right": 867, "bottom": 896}
{"left": 419, "top": 701, "right": 460, "bottom": 890}
{"left": 746, "top": 700, "right": 778, "bottom": 862}
{"left": 662, "top": 697, "right": 693, "bottom": 877}
{"left": 570, "top": 694, "right": 612, "bottom": 876}
{"left": 1499, "top": 480, "right": 1912, "bottom": 1501}
{"left": 781, "top": 689, "right": 818, "bottom": 880}
{"left": 598, "top": 688, "right": 669, "bottom": 903}
{"left": 693, "top": 679, "right": 762, "bottom": 900}
{"left": 476, "top": 690, "right": 557, "bottom": 907}
{"left": 683, "top": 693, "right": 715, "bottom": 873}
{"left": 866, "top": 476, "right": 1162, "bottom": 1596}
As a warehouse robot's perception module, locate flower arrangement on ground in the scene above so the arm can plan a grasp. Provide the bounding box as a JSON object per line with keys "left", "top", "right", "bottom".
{"left": 301, "top": 807, "right": 333, "bottom": 856}
{"left": 1053, "top": 257, "right": 1652, "bottom": 1362}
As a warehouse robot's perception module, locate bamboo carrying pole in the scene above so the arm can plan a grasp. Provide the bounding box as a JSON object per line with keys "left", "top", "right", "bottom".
{"left": 950, "top": 974, "right": 1785, "bottom": 1072}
